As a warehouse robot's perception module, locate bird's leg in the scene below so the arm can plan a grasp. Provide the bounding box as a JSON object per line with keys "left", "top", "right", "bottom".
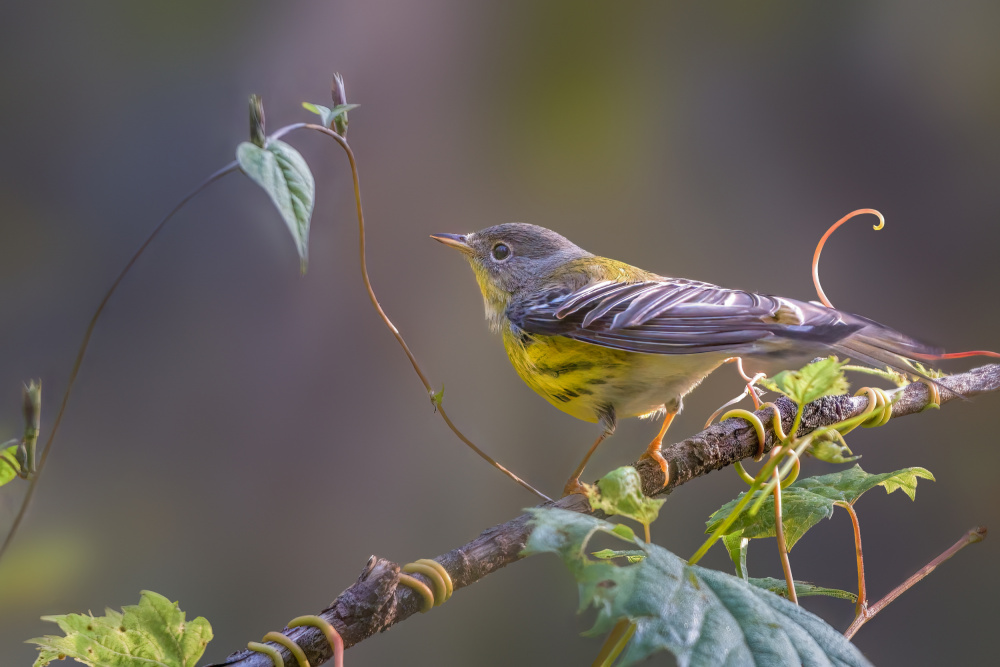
{"left": 639, "top": 410, "right": 676, "bottom": 487}
{"left": 562, "top": 432, "right": 607, "bottom": 497}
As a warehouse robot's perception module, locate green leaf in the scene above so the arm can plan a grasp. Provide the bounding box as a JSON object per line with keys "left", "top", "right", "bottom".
{"left": 430, "top": 384, "right": 444, "bottom": 413}
{"left": 525, "top": 508, "right": 871, "bottom": 667}
{"left": 722, "top": 532, "right": 749, "bottom": 581}
{"left": 808, "top": 434, "right": 860, "bottom": 464}
{"left": 302, "top": 102, "right": 360, "bottom": 131}
{"left": 610, "top": 524, "right": 636, "bottom": 541}
{"left": 909, "top": 360, "right": 948, "bottom": 379}
{"left": 592, "top": 548, "right": 647, "bottom": 563}
{"left": 0, "top": 443, "right": 21, "bottom": 486}
{"left": 760, "top": 356, "right": 849, "bottom": 405}
{"left": 587, "top": 466, "right": 664, "bottom": 527}
{"left": 706, "top": 465, "right": 934, "bottom": 550}
{"left": 28, "top": 590, "right": 212, "bottom": 667}
{"left": 236, "top": 139, "right": 315, "bottom": 274}
{"left": 748, "top": 577, "right": 857, "bottom": 602}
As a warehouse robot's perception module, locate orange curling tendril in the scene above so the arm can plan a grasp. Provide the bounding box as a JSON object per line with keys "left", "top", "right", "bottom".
{"left": 812, "top": 209, "right": 884, "bottom": 310}
{"left": 813, "top": 209, "right": 999, "bottom": 361}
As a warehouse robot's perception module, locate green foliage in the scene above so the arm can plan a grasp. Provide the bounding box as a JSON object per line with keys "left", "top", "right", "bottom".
{"left": 722, "top": 532, "right": 748, "bottom": 581}
{"left": 842, "top": 364, "right": 908, "bottom": 387}
{"left": 302, "top": 102, "right": 360, "bottom": 132}
{"left": 587, "top": 466, "right": 664, "bottom": 527}
{"left": 430, "top": 384, "right": 444, "bottom": 412}
{"left": 909, "top": 360, "right": 948, "bottom": 379}
{"left": 591, "top": 548, "right": 646, "bottom": 563}
{"left": 236, "top": 139, "right": 315, "bottom": 274}
{"left": 808, "top": 433, "right": 860, "bottom": 464}
{"left": 525, "top": 508, "right": 871, "bottom": 667}
{"left": 760, "top": 356, "right": 849, "bottom": 406}
{"left": 28, "top": 591, "right": 212, "bottom": 667}
{"left": 748, "top": 578, "right": 857, "bottom": 603}
{"left": 0, "top": 442, "right": 21, "bottom": 486}
{"left": 706, "top": 465, "right": 934, "bottom": 551}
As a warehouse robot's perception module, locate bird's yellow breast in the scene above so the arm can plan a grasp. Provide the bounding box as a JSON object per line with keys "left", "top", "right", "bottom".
{"left": 502, "top": 327, "right": 727, "bottom": 425}
{"left": 502, "top": 328, "right": 627, "bottom": 423}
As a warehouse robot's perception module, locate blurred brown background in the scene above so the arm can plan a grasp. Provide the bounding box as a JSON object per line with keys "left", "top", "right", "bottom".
{"left": 1, "top": 2, "right": 998, "bottom": 664}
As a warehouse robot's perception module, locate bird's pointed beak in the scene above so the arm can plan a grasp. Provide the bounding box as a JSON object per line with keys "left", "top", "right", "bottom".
{"left": 430, "top": 233, "right": 472, "bottom": 253}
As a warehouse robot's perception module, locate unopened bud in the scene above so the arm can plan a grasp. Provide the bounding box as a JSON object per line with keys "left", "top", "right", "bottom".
{"left": 332, "top": 73, "right": 347, "bottom": 108}
{"left": 331, "top": 73, "right": 349, "bottom": 136}
{"left": 21, "top": 380, "right": 41, "bottom": 475}
{"left": 249, "top": 94, "right": 266, "bottom": 147}
{"left": 22, "top": 380, "right": 41, "bottom": 440}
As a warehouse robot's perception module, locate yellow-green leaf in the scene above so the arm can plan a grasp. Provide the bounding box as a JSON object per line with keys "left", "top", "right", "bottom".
{"left": 587, "top": 466, "right": 664, "bottom": 527}
{"left": 0, "top": 443, "right": 21, "bottom": 486}
{"left": 28, "top": 590, "right": 212, "bottom": 667}
{"left": 760, "top": 356, "right": 849, "bottom": 405}
{"left": 302, "top": 102, "right": 359, "bottom": 132}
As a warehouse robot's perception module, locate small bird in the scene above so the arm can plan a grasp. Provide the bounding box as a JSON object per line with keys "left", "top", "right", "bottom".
{"left": 432, "top": 223, "right": 945, "bottom": 496}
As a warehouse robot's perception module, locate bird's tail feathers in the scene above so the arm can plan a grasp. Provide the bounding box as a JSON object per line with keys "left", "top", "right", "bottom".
{"left": 830, "top": 323, "right": 998, "bottom": 400}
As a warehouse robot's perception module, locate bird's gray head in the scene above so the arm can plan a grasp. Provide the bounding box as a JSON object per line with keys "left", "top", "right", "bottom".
{"left": 431, "top": 223, "right": 591, "bottom": 329}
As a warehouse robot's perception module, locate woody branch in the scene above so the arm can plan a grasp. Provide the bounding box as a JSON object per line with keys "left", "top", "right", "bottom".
{"left": 210, "top": 363, "right": 1000, "bottom": 667}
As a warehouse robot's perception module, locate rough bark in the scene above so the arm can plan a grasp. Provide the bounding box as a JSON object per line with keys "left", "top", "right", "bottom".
{"left": 210, "top": 363, "right": 1000, "bottom": 667}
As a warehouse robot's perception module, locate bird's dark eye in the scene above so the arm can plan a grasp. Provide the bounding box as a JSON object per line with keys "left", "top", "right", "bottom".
{"left": 492, "top": 243, "right": 511, "bottom": 261}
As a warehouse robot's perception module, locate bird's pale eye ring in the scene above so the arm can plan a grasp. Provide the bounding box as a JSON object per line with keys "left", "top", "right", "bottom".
{"left": 492, "top": 243, "right": 511, "bottom": 261}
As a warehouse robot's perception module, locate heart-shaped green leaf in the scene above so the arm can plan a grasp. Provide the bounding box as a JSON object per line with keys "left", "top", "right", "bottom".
{"left": 237, "top": 139, "right": 315, "bottom": 274}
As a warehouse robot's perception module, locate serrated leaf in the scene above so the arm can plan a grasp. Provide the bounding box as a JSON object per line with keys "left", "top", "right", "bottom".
{"left": 587, "top": 466, "right": 664, "bottom": 527}
{"left": 760, "top": 356, "right": 849, "bottom": 406}
{"left": 236, "top": 139, "right": 315, "bottom": 274}
{"left": 0, "top": 443, "right": 21, "bottom": 486}
{"left": 706, "top": 465, "right": 934, "bottom": 550}
{"left": 748, "top": 578, "right": 857, "bottom": 602}
{"left": 592, "top": 548, "right": 647, "bottom": 563}
{"left": 28, "top": 590, "right": 213, "bottom": 667}
{"left": 525, "top": 508, "right": 870, "bottom": 667}
{"left": 302, "top": 102, "right": 360, "bottom": 131}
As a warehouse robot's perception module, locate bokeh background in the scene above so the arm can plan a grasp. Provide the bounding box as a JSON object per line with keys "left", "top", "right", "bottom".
{"left": 2, "top": 2, "right": 999, "bottom": 664}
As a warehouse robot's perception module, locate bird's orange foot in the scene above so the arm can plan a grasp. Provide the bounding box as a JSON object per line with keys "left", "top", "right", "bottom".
{"left": 562, "top": 476, "right": 593, "bottom": 498}
{"left": 639, "top": 442, "right": 670, "bottom": 488}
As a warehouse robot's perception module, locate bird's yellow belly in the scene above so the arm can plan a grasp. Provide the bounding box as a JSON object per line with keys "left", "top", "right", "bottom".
{"left": 503, "top": 329, "right": 726, "bottom": 424}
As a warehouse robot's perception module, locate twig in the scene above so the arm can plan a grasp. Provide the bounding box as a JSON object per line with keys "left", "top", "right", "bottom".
{"left": 209, "top": 364, "right": 999, "bottom": 667}
{"left": 300, "top": 123, "right": 550, "bottom": 502}
{"left": 0, "top": 163, "right": 238, "bottom": 562}
{"left": 844, "top": 526, "right": 987, "bottom": 640}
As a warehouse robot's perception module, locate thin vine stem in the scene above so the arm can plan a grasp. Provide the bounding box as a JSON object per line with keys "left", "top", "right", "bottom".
{"left": 297, "top": 123, "right": 550, "bottom": 502}
{"left": 0, "top": 162, "right": 239, "bottom": 562}
{"left": 834, "top": 501, "right": 867, "bottom": 618}
{"left": 772, "top": 460, "right": 797, "bottom": 605}
{"left": 844, "top": 526, "right": 986, "bottom": 640}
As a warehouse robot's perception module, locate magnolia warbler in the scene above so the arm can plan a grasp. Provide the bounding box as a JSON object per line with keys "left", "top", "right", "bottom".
{"left": 433, "top": 223, "right": 948, "bottom": 495}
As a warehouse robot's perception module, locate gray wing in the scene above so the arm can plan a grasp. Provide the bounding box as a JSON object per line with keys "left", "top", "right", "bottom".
{"left": 507, "top": 278, "right": 868, "bottom": 356}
